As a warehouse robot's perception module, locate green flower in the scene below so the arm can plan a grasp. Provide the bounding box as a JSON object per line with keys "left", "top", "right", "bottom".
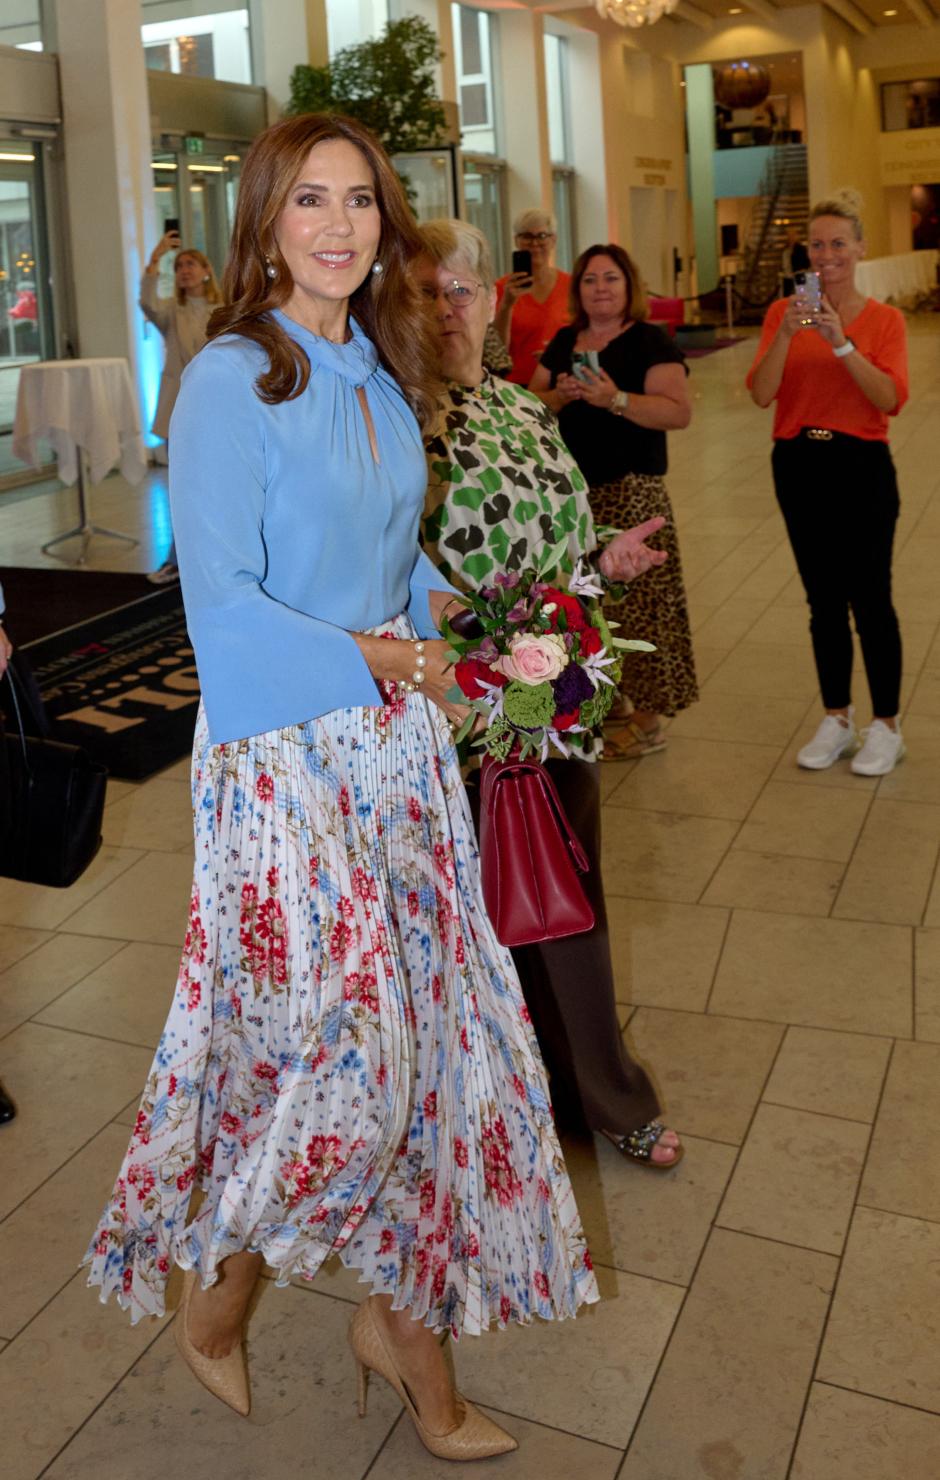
{"left": 502, "top": 680, "right": 555, "bottom": 728}
{"left": 580, "top": 684, "right": 617, "bottom": 731}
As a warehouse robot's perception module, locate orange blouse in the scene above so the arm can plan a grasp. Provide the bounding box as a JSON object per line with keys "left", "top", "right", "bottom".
{"left": 495, "top": 270, "right": 572, "bottom": 386}
{"left": 746, "top": 297, "right": 909, "bottom": 442}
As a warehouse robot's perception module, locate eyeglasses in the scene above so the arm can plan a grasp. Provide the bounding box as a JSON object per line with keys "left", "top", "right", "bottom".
{"left": 419, "top": 279, "right": 481, "bottom": 308}
{"left": 515, "top": 232, "right": 554, "bottom": 244}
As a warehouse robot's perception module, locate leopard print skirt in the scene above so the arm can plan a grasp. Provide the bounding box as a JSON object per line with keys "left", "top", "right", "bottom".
{"left": 591, "top": 473, "right": 698, "bottom": 717}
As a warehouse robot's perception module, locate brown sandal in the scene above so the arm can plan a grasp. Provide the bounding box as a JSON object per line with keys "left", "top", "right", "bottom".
{"left": 602, "top": 721, "right": 667, "bottom": 761}
{"left": 600, "top": 1120, "right": 684, "bottom": 1170}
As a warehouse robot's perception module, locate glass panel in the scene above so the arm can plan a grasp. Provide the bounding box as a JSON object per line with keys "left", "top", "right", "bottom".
{"left": 452, "top": 4, "right": 497, "bottom": 154}
{"left": 544, "top": 34, "right": 568, "bottom": 165}
{"left": 0, "top": 145, "right": 56, "bottom": 479}
{"left": 326, "top": 0, "right": 389, "bottom": 54}
{"left": 460, "top": 82, "right": 488, "bottom": 129}
{"left": 185, "top": 159, "right": 231, "bottom": 276}
{"left": 151, "top": 154, "right": 181, "bottom": 294}
{"left": 459, "top": 7, "right": 483, "bottom": 75}
{"left": 882, "top": 79, "right": 940, "bottom": 132}
{"left": 552, "top": 171, "right": 574, "bottom": 272}
{"left": 141, "top": 6, "right": 252, "bottom": 84}
{"left": 393, "top": 151, "right": 455, "bottom": 224}
{"left": 0, "top": 0, "right": 42, "bottom": 50}
{"left": 462, "top": 158, "right": 506, "bottom": 275}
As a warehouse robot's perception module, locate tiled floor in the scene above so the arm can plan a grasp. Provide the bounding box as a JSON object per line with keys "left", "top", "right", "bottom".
{"left": 2, "top": 320, "right": 940, "bottom": 1478}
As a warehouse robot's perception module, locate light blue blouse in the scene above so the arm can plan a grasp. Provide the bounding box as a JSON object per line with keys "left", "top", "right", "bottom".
{"left": 169, "top": 310, "right": 454, "bottom": 744}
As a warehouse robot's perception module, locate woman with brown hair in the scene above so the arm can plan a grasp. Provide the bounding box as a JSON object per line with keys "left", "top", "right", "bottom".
{"left": 84, "top": 114, "right": 596, "bottom": 1461}
{"left": 140, "top": 236, "right": 222, "bottom": 583}
{"left": 531, "top": 243, "right": 697, "bottom": 758}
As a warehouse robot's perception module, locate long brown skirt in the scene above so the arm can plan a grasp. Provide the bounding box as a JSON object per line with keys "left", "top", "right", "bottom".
{"left": 591, "top": 472, "right": 698, "bottom": 716}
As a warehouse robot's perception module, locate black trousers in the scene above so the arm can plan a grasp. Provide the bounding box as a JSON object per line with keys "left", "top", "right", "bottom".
{"left": 772, "top": 433, "right": 902, "bottom": 717}
{"left": 467, "top": 761, "right": 660, "bottom": 1136}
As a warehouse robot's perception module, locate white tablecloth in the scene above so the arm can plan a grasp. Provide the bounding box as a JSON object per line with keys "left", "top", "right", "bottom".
{"left": 855, "top": 250, "right": 938, "bottom": 305}
{"left": 12, "top": 357, "right": 147, "bottom": 486}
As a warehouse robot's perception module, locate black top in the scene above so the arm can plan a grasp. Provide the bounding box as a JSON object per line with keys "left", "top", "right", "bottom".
{"left": 540, "top": 321, "right": 687, "bottom": 483}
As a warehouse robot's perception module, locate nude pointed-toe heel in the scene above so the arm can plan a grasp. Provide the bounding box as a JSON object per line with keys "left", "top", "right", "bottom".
{"left": 348, "top": 1298, "right": 517, "bottom": 1461}
{"left": 173, "top": 1268, "right": 251, "bottom": 1417}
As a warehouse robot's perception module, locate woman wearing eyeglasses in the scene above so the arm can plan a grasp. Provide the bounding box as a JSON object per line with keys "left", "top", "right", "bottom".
{"left": 494, "top": 208, "right": 571, "bottom": 387}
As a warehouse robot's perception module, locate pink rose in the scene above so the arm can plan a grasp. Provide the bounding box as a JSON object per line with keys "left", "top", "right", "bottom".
{"left": 495, "top": 633, "right": 569, "bottom": 686}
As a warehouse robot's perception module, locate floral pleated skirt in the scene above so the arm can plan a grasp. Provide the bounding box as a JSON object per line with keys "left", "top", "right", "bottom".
{"left": 83, "top": 616, "right": 598, "bottom": 1335}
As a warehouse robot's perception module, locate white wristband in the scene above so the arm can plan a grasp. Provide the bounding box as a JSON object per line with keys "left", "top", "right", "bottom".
{"left": 833, "top": 339, "right": 856, "bottom": 358}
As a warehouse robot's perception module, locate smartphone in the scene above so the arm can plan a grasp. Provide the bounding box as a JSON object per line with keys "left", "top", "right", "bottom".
{"left": 572, "top": 349, "right": 600, "bottom": 382}
{"left": 165, "top": 217, "right": 180, "bottom": 237}
{"left": 794, "top": 269, "right": 822, "bottom": 325}
{"left": 511, "top": 248, "right": 532, "bottom": 278}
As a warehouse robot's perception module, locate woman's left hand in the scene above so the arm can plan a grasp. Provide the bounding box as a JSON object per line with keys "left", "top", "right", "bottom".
{"left": 813, "top": 294, "right": 848, "bottom": 348}
{"left": 575, "top": 366, "right": 620, "bottom": 408}
{"left": 601, "top": 518, "right": 669, "bottom": 582}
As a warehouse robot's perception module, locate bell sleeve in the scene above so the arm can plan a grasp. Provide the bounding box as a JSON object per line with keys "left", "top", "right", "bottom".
{"left": 169, "top": 343, "right": 382, "bottom": 745}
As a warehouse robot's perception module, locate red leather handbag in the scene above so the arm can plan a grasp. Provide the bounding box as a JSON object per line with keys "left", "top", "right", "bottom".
{"left": 479, "top": 755, "right": 595, "bottom": 947}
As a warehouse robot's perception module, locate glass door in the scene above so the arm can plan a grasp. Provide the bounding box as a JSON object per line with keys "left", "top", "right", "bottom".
{"left": 462, "top": 155, "right": 507, "bottom": 274}
{"left": 0, "top": 142, "right": 56, "bottom": 481}
{"left": 151, "top": 145, "right": 245, "bottom": 283}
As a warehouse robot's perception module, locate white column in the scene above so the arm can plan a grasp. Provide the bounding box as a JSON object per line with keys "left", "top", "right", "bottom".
{"left": 48, "top": 0, "right": 160, "bottom": 425}
{"left": 494, "top": 9, "right": 552, "bottom": 226}
{"left": 249, "top": 0, "right": 323, "bottom": 119}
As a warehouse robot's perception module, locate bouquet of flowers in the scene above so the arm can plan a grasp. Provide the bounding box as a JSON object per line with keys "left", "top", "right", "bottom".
{"left": 443, "top": 542, "right": 654, "bottom": 762}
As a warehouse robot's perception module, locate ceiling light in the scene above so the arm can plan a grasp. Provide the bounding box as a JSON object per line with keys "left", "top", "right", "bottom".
{"left": 729, "top": 7, "right": 742, "bottom": 12}
{"left": 188, "top": 163, "right": 225, "bottom": 172}
{"left": 596, "top": 0, "right": 679, "bottom": 28}
{"left": 152, "top": 161, "right": 178, "bottom": 171}
{"left": 883, "top": 7, "right": 897, "bottom": 11}
{"left": 0, "top": 151, "right": 35, "bottom": 161}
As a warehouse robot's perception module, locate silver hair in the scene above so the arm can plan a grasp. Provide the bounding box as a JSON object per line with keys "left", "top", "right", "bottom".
{"left": 418, "top": 218, "right": 496, "bottom": 292}
{"left": 512, "top": 206, "right": 557, "bottom": 238}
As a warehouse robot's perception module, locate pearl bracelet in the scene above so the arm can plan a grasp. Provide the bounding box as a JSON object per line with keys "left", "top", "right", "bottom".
{"left": 401, "top": 640, "right": 427, "bottom": 694}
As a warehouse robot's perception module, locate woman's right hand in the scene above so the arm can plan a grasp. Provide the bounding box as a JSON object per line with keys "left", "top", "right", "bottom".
{"left": 554, "top": 372, "right": 584, "bottom": 406}
{"left": 152, "top": 230, "right": 181, "bottom": 262}
{"left": 501, "top": 270, "right": 534, "bottom": 307}
{"left": 778, "top": 296, "right": 807, "bottom": 340}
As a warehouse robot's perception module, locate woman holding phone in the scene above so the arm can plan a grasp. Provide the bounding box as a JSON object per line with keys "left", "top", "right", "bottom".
{"left": 494, "top": 208, "right": 571, "bottom": 386}
{"left": 747, "top": 190, "right": 909, "bottom": 776}
{"left": 140, "top": 228, "right": 221, "bottom": 583}
{"left": 531, "top": 243, "right": 697, "bottom": 759}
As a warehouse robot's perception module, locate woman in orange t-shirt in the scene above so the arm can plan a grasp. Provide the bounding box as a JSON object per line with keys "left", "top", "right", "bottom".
{"left": 747, "top": 189, "right": 909, "bottom": 778}
{"left": 494, "top": 208, "right": 571, "bottom": 384}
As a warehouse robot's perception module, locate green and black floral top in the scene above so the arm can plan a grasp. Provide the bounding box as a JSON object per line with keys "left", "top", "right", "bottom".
{"left": 422, "top": 373, "right": 595, "bottom": 593}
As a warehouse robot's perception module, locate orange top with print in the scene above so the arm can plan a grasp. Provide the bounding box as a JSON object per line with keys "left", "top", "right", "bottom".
{"left": 746, "top": 296, "right": 909, "bottom": 442}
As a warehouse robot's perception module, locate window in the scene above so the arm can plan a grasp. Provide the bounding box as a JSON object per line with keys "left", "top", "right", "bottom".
{"left": 452, "top": 5, "right": 498, "bottom": 155}
{"left": 882, "top": 79, "right": 940, "bottom": 132}
{"left": 552, "top": 168, "right": 575, "bottom": 272}
{"left": 0, "top": 0, "right": 42, "bottom": 50}
{"left": 544, "top": 34, "right": 570, "bottom": 165}
{"left": 462, "top": 156, "right": 507, "bottom": 274}
{"left": 141, "top": 5, "right": 252, "bottom": 84}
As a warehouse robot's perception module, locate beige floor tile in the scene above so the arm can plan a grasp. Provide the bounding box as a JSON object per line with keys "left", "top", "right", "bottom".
{"left": 63, "top": 850, "right": 194, "bottom": 945}
{"left": 878, "top": 737, "right": 940, "bottom": 806}
{"left": 602, "top": 811, "right": 738, "bottom": 904}
{"left": 0, "top": 924, "right": 51, "bottom": 974}
{"left": 702, "top": 850, "right": 844, "bottom": 916}
{"left": 37, "top": 1284, "right": 400, "bottom": 1480}
{"left": 0, "top": 1270, "right": 162, "bottom": 1480}
{"left": 156, "top": 756, "right": 192, "bottom": 783}
{"left": 0, "top": 846, "right": 145, "bottom": 931}
{"left": 627, "top": 1007, "right": 783, "bottom": 1143}
{"left": 906, "top": 668, "right": 940, "bottom": 719}
{"left": 833, "top": 799, "right": 940, "bottom": 925}
{"left": 925, "top": 868, "right": 940, "bottom": 928}
{"left": 733, "top": 781, "right": 871, "bottom": 863}
{"left": 742, "top": 602, "right": 811, "bottom": 646}
{"left": 608, "top": 899, "right": 729, "bottom": 1013}
{"left": 915, "top": 929, "right": 940, "bottom": 1041}
{"left": 667, "top": 687, "right": 807, "bottom": 746}
{"left": 717, "top": 1102, "right": 868, "bottom": 1254}
{"left": 763, "top": 1025, "right": 891, "bottom": 1122}
{"left": 859, "top": 1040, "right": 940, "bottom": 1223}
{"left": 563, "top": 1131, "right": 736, "bottom": 1285}
{"left": 605, "top": 736, "right": 779, "bottom": 822}
{"left": 690, "top": 597, "right": 768, "bottom": 648}
{"left": 450, "top": 1265, "right": 681, "bottom": 1448}
{"left": 0, "top": 1123, "right": 130, "bottom": 1338}
{"left": 111, "top": 1095, "right": 141, "bottom": 1128}
{"left": 0, "top": 932, "right": 126, "bottom": 1038}
{"left": 770, "top": 742, "right": 881, "bottom": 792}
{"left": 103, "top": 779, "right": 138, "bottom": 806}
{"left": 706, "top": 642, "right": 818, "bottom": 700}
{"left": 791, "top": 1383, "right": 940, "bottom": 1480}
{"left": 688, "top": 643, "right": 730, "bottom": 684}
{"left": 34, "top": 941, "right": 181, "bottom": 1049}
{"left": 598, "top": 757, "right": 638, "bottom": 799}
{"left": 0, "top": 1022, "right": 151, "bottom": 1219}
{"left": 102, "top": 778, "right": 195, "bottom": 853}
{"left": 368, "top": 1410, "right": 623, "bottom": 1480}
{"left": 710, "top": 910, "right": 913, "bottom": 1036}
{"left": 817, "top": 1206, "right": 940, "bottom": 1414}
{"left": 620, "top": 1229, "right": 837, "bottom": 1480}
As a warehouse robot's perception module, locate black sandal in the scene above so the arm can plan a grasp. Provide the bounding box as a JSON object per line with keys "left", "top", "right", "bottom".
{"left": 600, "top": 1119, "right": 683, "bottom": 1170}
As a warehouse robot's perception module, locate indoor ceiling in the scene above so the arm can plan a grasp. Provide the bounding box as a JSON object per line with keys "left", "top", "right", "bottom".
{"left": 471, "top": 0, "right": 939, "bottom": 35}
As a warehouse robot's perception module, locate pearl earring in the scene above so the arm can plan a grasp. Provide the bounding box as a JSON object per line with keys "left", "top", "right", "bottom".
{"left": 371, "top": 260, "right": 383, "bottom": 276}
{"left": 265, "top": 258, "right": 276, "bottom": 279}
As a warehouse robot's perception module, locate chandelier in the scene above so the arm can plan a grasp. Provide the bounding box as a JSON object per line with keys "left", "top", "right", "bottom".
{"left": 596, "top": 0, "right": 679, "bottom": 27}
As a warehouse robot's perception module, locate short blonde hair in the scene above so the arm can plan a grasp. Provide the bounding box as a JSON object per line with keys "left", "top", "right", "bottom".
{"left": 513, "top": 206, "right": 556, "bottom": 238}
{"left": 418, "top": 218, "right": 496, "bottom": 292}
{"left": 810, "top": 188, "right": 864, "bottom": 240}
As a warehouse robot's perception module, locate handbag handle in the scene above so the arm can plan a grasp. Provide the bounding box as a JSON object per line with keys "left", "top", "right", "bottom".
{"left": 2, "top": 666, "right": 33, "bottom": 779}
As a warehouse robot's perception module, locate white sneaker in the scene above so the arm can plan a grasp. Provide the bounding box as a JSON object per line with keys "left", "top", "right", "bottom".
{"left": 851, "top": 720, "right": 905, "bottom": 776}
{"left": 797, "top": 710, "right": 859, "bottom": 770}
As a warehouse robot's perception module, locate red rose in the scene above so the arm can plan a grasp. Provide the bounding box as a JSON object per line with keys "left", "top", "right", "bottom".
{"left": 542, "top": 591, "right": 588, "bottom": 632}
{"left": 454, "top": 657, "right": 505, "bottom": 700}
{"left": 579, "top": 624, "right": 603, "bottom": 656}
{"left": 554, "top": 709, "right": 580, "bottom": 731}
